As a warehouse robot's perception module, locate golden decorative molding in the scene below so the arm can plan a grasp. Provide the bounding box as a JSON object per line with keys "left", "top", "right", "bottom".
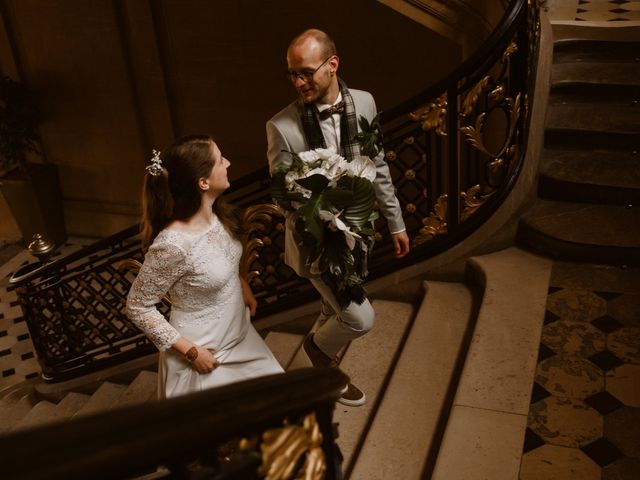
{"left": 385, "top": 150, "right": 397, "bottom": 162}
{"left": 259, "top": 412, "right": 326, "bottom": 480}
{"left": 410, "top": 92, "right": 448, "bottom": 136}
{"left": 405, "top": 203, "right": 417, "bottom": 214}
{"left": 413, "top": 194, "right": 448, "bottom": 246}
{"left": 460, "top": 184, "right": 493, "bottom": 222}
{"left": 405, "top": 169, "right": 416, "bottom": 181}
{"left": 461, "top": 76, "right": 490, "bottom": 117}
{"left": 459, "top": 92, "right": 522, "bottom": 159}
{"left": 240, "top": 203, "right": 284, "bottom": 282}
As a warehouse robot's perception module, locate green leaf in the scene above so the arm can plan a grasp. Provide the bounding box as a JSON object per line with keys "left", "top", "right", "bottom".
{"left": 342, "top": 176, "right": 375, "bottom": 230}
{"left": 295, "top": 173, "right": 329, "bottom": 194}
{"left": 355, "top": 113, "right": 384, "bottom": 159}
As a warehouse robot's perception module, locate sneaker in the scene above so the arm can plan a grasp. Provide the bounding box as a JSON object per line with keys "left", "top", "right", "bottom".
{"left": 303, "top": 334, "right": 337, "bottom": 368}
{"left": 338, "top": 383, "right": 366, "bottom": 407}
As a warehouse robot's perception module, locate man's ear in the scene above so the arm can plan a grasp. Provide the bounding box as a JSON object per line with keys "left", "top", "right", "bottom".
{"left": 198, "top": 177, "right": 209, "bottom": 191}
{"left": 329, "top": 55, "right": 339, "bottom": 74}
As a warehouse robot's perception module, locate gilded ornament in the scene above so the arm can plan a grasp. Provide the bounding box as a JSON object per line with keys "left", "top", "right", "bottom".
{"left": 259, "top": 412, "right": 326, "bottom": 480}
{"left": 240, "top": 203, "right": 284, "bottom": 282}
{"left": 385, "top": 150, "right": 397, "bottom": 161}
{"left": 406, "top": 203, "right": 416, "bottom": 214}
{"left": 413, "top": 195, "right": 448, "bottom": 246}
{"left": 503, "top": 42, "right": 518, "bottom": 61}
{"left": 405, "top": 169, "right": 416, "bottom": 181}
{"left": 489, "top": 84, "right": 506, "bottom": 103}
{"left": 461, "top": 76, "right": 491, "bottom": 117}
{"left": 404, "top": 136, "right": 415, "bottom": 144}
{"left": 461, "top": 185, "right": 493, "bottom": 222}
{"left": 409, "top": 92, "right": 448, "bottom": 136}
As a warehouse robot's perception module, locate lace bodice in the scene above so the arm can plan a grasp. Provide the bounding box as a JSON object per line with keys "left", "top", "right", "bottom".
{"left": 126, "top": 217, "right": 243, "bottom": 351}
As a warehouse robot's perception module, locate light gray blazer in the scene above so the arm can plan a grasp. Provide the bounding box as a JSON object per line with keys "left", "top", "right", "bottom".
{"left": 266, "top": 88, "right": 405, "bottom": 277}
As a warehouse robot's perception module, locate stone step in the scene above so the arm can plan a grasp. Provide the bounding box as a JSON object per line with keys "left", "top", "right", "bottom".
{"left": 546, "top": 101, "right": 640, "bottom": 134}
{"left": 264, "top": 331, "right": 305, "bottom": 370}
{"left": 431, "top": 247, "right": 552, "bottom": 480}
{"left": 0, "top": 391, "right": 38, "bottom": 433}
{"left": 333, "top": 299, "right": 414, "bottom": 477}
{"left": 73, "top": 381, "right": 128, "bottom": 418}
{"left": 552, "top": 62, "right": 640, "bottom": 88}
{"left": 538, "top": 148, "right": 640, "bottom": 205}
{"left": 518, "top": 200, "right": 640, "bottom": 265}
{"left": 117, "top": 370, "right": 158, "bottom": 408}
{"left": 349, "top": 281, "right": 475, "bottom": 480}
{"left": 11, "top": 400, "right": 58, "bottom": 432}
{"left": 553, "top": 40, "right": 640, "bottom": 64}
{"left": 52, "top": 392, "right": 91, "bottom": 421}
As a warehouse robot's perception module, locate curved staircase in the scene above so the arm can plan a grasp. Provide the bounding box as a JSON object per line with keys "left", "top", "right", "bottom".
{"left": 518, "top": 32, "right": 640, "bottom": 265}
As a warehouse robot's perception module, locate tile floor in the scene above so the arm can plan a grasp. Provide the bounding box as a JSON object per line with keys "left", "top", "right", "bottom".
{"left": 519, "top": 262, "right": 640, "bottom": 479}
{"left": 545, "top": 0, "right": 640, "bottom": 22}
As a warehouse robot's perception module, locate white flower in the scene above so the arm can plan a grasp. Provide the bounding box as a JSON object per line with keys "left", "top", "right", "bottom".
{"left": 298, "top": 149, "right": 321, "bottom": 164}
{"left": 285, "top": 170, "right": 301, "bottom": 189}
{"left": 347, "top": 156, "right": 377, "bottom": 182}
{"left": 318, "top": 209, "right": 361, "bottom": 250}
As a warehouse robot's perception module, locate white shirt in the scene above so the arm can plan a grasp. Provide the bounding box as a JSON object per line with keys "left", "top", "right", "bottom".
{"left": 315, "top": 92, "right": 343, "bottom": 152}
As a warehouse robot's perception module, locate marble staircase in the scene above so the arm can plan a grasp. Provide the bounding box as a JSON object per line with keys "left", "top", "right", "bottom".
{"left": 0, "top": 246, "right": 552, "bottom": 480}
{"left": 518, "top": 29, "right": 640, "bottom": 265}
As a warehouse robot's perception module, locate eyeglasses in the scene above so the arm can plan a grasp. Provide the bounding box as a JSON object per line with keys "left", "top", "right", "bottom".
{"left": 287, "top": 56, "right": 333, "bottom": 83}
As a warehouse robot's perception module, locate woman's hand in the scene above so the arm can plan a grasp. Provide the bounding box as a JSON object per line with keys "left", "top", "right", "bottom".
{"left": 241, "top": 276, "right": 257, "bottom": 316}
{"left": 172, "top": 337, "right": 219, "bottom": 374}
{"left": 189, "top": 345, "right": 219, "bottom": 374}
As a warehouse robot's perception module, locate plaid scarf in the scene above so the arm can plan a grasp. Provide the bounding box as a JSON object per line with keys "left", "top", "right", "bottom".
{"left": 300, "top": 77, "right": 360, "bottom": 161}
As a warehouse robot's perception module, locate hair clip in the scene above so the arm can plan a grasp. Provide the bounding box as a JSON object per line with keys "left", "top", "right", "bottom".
{"left": 145, "top": 149, "right": 163, "bottom": 176}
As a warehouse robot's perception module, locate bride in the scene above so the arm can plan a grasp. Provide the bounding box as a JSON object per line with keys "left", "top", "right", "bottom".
{"left": 126, "top": 134, "right": 283, "bottom": 399}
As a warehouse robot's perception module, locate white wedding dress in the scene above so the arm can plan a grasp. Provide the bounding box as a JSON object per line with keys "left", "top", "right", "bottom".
{"left": 126, "top": 216, "right": 283, "bottom": 399}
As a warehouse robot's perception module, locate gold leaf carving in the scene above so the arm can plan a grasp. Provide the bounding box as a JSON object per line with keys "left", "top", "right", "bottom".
{"left": 461, "top": 76, "right": 491, "bottom": 116}
{"left": 410, "top": 92, "right": 448, "bottom": 136}
{"left": 260, "top": 412, "right": 326, "bottom": 480}
{"left": 461, "top": 185, "right": 494, "bottom": 222}
{"left": 503, "top": 42, "right": 518, "bottom": 61}
{"left": 413, "top": 194, "right": 448, "bottom": 246}
{"left": 240, "top": 203, "right": 284, "bottom": 282}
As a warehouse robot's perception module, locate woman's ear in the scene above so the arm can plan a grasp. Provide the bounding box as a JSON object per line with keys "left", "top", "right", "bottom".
{"left": 198, "top": 177, "right": 209, "bottom": 191}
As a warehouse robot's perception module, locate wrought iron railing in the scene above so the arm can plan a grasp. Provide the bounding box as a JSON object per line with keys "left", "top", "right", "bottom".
{"left": 9, "top": 0, "right": 540, "bottom": 382}
{"left": 0, "top": 368, "right": 347, "bottom": 480}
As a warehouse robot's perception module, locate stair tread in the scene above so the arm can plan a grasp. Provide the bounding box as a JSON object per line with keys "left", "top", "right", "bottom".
{"left": 552, "top": 62, "right": 640, "bottom": 87}
{"left": 350, "top": 282, "right": 473, "bottom": 480}
{"left": 117, "top": 370, "right": 158, "bottom": 408}
{"left": 11, "top": 400, "right": 58, "bottom": 432}
{"left": 333, "top": 299, "right": 414, "bottom": 473}
{"left": 74, "top": 381, "right": 128, "bottom": 418}
{"left": 0, "top": 393, "right": 37, "bottom": 433}
{"left": 540, "top": 148, "right": 640, "bottom": 191}
{"left": 553, "top": 40, "right": 640, "bottom": 64}
{"left": 432, "top": 248, "right": 552, "bottom": 480}
{"left": 264, "top": 331, "right": 305, "bottom": 371}
{"left": 53, "top": 392, "right": 91, "bottom": 419}
{"left": 546, "top": 103, "right": 640, "bottom": 135}
{"left": 521, "top": 200, "right": 640, "bottom": 248}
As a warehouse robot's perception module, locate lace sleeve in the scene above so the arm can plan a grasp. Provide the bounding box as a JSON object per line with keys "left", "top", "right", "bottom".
{"left": 125, "top": 239, "right": 187, "bottom": 351}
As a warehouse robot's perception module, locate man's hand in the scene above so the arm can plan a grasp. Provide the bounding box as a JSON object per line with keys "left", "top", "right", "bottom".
{"left": 391, "top": 231, "right": 410, "bottom": 258}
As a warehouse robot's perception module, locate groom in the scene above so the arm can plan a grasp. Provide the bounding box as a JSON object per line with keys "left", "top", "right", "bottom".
{"left": 266, "top": 28, "right": 409, "bottom": 406}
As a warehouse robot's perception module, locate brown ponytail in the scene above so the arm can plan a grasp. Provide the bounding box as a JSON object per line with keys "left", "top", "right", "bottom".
{"left": 139, "top": 134, "right": 244, "bottom": 249}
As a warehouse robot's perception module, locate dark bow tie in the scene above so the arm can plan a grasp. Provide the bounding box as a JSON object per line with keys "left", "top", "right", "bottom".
{"left": 318, "top": 101, "right": 345, "bottom": 119}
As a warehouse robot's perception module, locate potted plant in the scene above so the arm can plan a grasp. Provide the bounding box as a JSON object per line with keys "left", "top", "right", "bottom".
{"left": 0, "top": 75, "right": 67, "bottom": 248}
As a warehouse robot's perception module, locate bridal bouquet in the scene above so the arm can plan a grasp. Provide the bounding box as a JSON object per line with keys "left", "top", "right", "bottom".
{"left": 271, "top": 146, "right": 379, "bottom": 307}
